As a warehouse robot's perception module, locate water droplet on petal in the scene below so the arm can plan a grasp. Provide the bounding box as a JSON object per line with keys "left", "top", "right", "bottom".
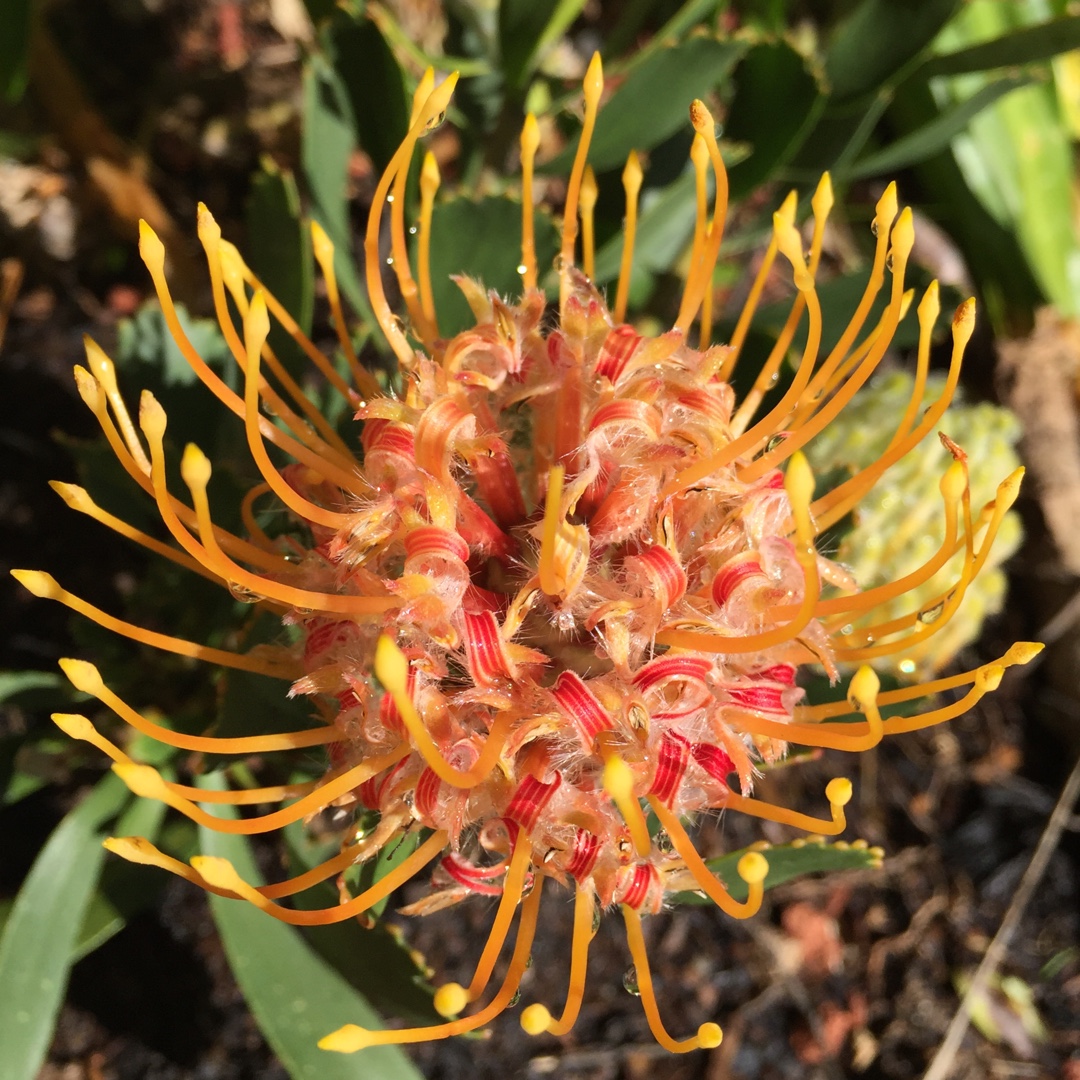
{"left": 408, "top": 225, "right": 418, "bottom": 235}
{"left": 918, "top": 600, "right": 945, "bottom": 624}
{"left": 508, "top": 989, "right": 521, "bottom": 1007}
{"left": 552, "top": 254, "right": 566, "bottom": 272}
{"left": 517, "top": 264, "right": 527, "bottom": 276}
{"left": 228, "top": 582, "right": 261, "bottom": 604}
{"left": 623, "top": 967, "right": 641, "bottom": 996}
{"left": 386, "top": 256, "right": 395, "bottom": 266}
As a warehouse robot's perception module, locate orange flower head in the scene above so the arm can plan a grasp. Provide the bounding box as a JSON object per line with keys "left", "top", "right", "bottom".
{"left": 14, "top": 55, "right": 1042, "bottom": 1055}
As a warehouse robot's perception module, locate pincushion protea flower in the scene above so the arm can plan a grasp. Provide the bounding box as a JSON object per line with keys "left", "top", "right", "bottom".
{"left": 14, "top": 54, "right": 1041, "bottom": 1055}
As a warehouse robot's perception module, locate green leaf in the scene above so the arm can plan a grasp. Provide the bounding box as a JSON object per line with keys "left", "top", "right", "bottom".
{"left": 0, "top": 0, "right": 32, "bottom": 101}
{"left": 921, "top": 15, "right": 1080, "bottom": 78}
{"left": 0, "top": 774, "right": 129, "bottom": 1080}
{"left": 825, "top": 0, "right": 960, "bottom": 100}
{"left": 725, "top": 40, "right": 825, "bottom": 199}
{"left": 325, "top": 15, "right": 409, "bottom": 176}
{"left": 0, "top": 670, "right": 62, "bottom": 703}
{"left": 846, "top": 74, "right": 1032, "bottom": 178}
{"left": 247, "top": 159, "right": 315, "bottom": 379}
{"left": 543, "top": 38, "right": 745, "bottom": 176}
{"left": 198, "top": 779, "right": 425, "bottom": 1080}
{"left": 670, "top": 838, "right": 880, "bottom": 905}
{"left": 425, "top": 195, "right": 559, "bottom": 335}
{"left": 301, "top": 54, "right": 368, "bottom": 319}
{"left": 500, "top": 0, "right": 588, "bottom": 90}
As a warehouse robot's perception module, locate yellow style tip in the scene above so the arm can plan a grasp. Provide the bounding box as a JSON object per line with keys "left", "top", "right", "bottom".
{"left": 139, "top": 389, "right": 168, "bottom": 441}
{"left": 875, "top": 182, "right": 898, "bottom": 228}
{"left": 580, "top": 165, "right": 598, "bottom": 210}
{"left": 737, "top": 850, "right": 769, "bottom": 886}
{"left": 318, "top": 1024, "right": 371, "bottom": 1053}
{"left": 73, "top": 365, "right": 103, "bottom": 410}
{"left": 811, "top": 172, "right": 834, "bottom": 219}
{"left": 917, "top": 279, "right": 941, "bottom": 324}
{"left": 520, "top": 1003, "right": 552, "bottom": 1036}
{"left": 59, "top": 656, "right": 104, "bottom": 693}
{"left": 244, "top": 290, "right": 271, "bottom": 356}
{"left": 952, "top": 297, "right": 976, "bottom": 346}
{"left": 103, "top": 835, "right": 158, "bottom": 864}
{"left": 783, "top": 451, "right": 815, "bottom": 508}
{"left": 138, "top": 219, "right": 166, "bottom": 273}
{"left": 180, "top": 443, "right": 212, "bottom": 490}
{"left": 190, "top": 855, "right": 244, "bottom": 891}
{"left": 310, "top": 219, "right": 334, "bottom": 263}
{"left": 49, "top": 480, "right": 93, "bottom": 511}
{"left": 420, "top": 150, "right": 441, "bottom": 194}
{"left": 697, "top": 1022, "right": 724, "bottom": 1049}
{"left": 940, "top": 460, "right": 968, "bottom": 502}
{"left": 583, "top": 51, "right": 604, "bottom": 106}
{"left": 51, "top": 712, "right": 95, "bottom": 740}
{"left": 1004, "top": 641, "right": 1044, "bottom": 666}
{"left": 11, "top": 568, "right": 60, "bottom": 599}
{"left": 689, "top": 99, "right": 714, "bottom": 135}
{"left": 776, "top": 189, "right": 798, "bottom": 226}
{"left": 602, "top": 754, "right": 635, "bottom": 802}
{"left": 825, "top": 777, "right": 853, "bottom": 807}
{"left": 83, "top": 337, "right": 117, "bottom": 389}
{"left": 889, "top": 206, "right": 915, "bottom": 261}
{"left": 196, "top": 202, "right": 221, "bottom": 245}
{"left": 433, "top": 982, "right": 469, "bottom": 1018}
{"left": 374, "top": 635, "right": 410, "bottom": 695}
{"left": 623, "top": 149, "right": 643, "bottom": 195}
{"left": 996, "top": 466, "right": 1025, "bottom": 508}
{"left": 112, "top": 761, "right": 170, "bottom": 800}
{"left": 520, "top": 112, "right": 540, "bottom": 154}
{"left": 977, "top": 664, "right": 1005, "bottom": 693}
{"left": 847, "top": 665, "right": 881, "bottom": 710}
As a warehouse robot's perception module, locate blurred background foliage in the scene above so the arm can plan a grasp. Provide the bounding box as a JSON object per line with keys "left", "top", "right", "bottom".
{"left": 2, "top": 1, "right": 1080, "bottom": 1077}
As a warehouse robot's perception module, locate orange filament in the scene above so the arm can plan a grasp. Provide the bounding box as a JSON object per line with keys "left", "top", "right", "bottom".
{"left": 579, "top": 165, "right": 598, "bottom": 281}
{"left": 319, "top": 867, "right": 545, "bottom": 1050}
{"left": 718, "top": 191, "right": 794, "bottom": 383}
{"left": 388, "top": 70, "right": 437, "bottom": 348}
{"left": 622, "top": 906, "right": 724, "bottom": 1052}
{"left": 614, "top": 150, "right": 643, "bottom": 324}
{"left": 648, "top": 797, "right": 767, "bottom": 917}
{"left": 788, "top": 184, "right": 899, "bottom": 429}
{"left": 656, "top": 451, "right": 821, "bottom": 653}
{"left": 47, "top": 481, "right": 217, "bottom": 582}
{"left": 239, "top": 482, "right": 277, "bottom": 552}
{"left": 675, "top": 100, "right": 729, "bottom": 335}
{"left": 139, "top": 393, "right": 394, "bottom": 616}
{"left": 83, "top": 337, "right": 151, "bottom": 475}
{"left": 687, "top": 135, "right": 710, "bottom": 306}
{"left": 835, "top": 467, "right": 1019, "bottom": 660}
{"left": 58, "top": 657, "right": 343, "bottom": 753}
{"left": 602, "top": 753, "right": 652, "bottom": 857}
{"left": 730, "top": 175, "right": 832, "bottom": 437}
{"left": 192, "top": 828, "right": 448, "bottom": 926}
{"left": 885, "top": 280, "right": 939, "bottom": 451}
{"left": 738, "top": 206, "right": 915, "bottom": 484}
{"left": 466, "top": 834, "right": 533, "bottom": 1000}
{"left": 374, "top": 635, "right": 516, "bottom": 788}
{"left": 113, "top": 742, "right": 409, "bottom": 836}
{"left": 309, "top": 220, "right": 381, "bottom": 399}
{"left": 240, "top": 294, "right": 360, "bottom": 529}
{"left": 810, "top": 292, "right": 972, "bottom": 528}
{"left": 196, "top": 208, "right": 359, "bottom": 464}
{"left": 13, "top": 571, "right": 296, "bottom": 678}
{"left": 74, "top": 364, "right": 289, "bottom": 575}
{"left": 519, "top": 113, "right": 541, "bottom": 292}
{"left": 538, "top": 464, "right": 565, "bottom": 596}
{"left": 560, "top": 52, "right": 604, "bottom": 312}
{"left": 543, "top": 886, "right": 595, "bottom": 1036}
{"left": 418, "top": 150, "right": 441, "bottom": 334}
{"left": 724, "top": 777, "right": 852, "bottom": 836}
{"left": 365, "top": 73, "right": 459, "bottom": 366}
{"left": 797, "top": 643, "right": 1042, "bottom": 723}
{"left": 52, "top": 712, "right": 320, "bottom": 807}
{"left": 138, "top": 221, "right": 363, "bottom": 484}
{"left": 659, "top": 214, "right": 823, "bottom": 500}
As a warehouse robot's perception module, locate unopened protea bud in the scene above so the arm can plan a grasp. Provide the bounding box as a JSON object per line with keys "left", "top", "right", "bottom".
{"left": 14, "top": 55, "right": 1040, "bottom": 1055}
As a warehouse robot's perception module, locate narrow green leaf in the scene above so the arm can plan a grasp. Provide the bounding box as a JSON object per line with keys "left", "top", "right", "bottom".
{"left": 725, "top": 40, "right": 825, "bottom": 199}
{"left": 921, "top": 15, "right": 1080, "bottom": 78}
{"left": 0, "top": 774, "right": 129, "bottom": 1080}
{"left": 247, "top": 159, "right": 315, "bottom": 379}
{"left": 847, "top": 74, "right": 1032, "bottom": 178}
{"left": 543, "top": 38, "right": 745, "bottom": 176}
{"left": 825, "top": 0, "right": 960, "bottom": 100}
{"left": 0, "top": 0, "right": 32, "bottom": 101}
{"left": 425, "top": 195, "right": 558, "bottom": 335}
{"left": 500, "top": 0, "right": 588, "bottom": 90}
{"left": 670, "top": 838, "right": 880, "bottom": 905}
{"left": 0, "top": 671, "right": 61, "bottom": 703}
{"left": 301, "top": 54, "right": 368, "bottom": 319}
{"left": 198, "top": 780, "right": 425, "bottom": 1080}
{"left": 326, "top": 15, "right": 409, "bottom": 176}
